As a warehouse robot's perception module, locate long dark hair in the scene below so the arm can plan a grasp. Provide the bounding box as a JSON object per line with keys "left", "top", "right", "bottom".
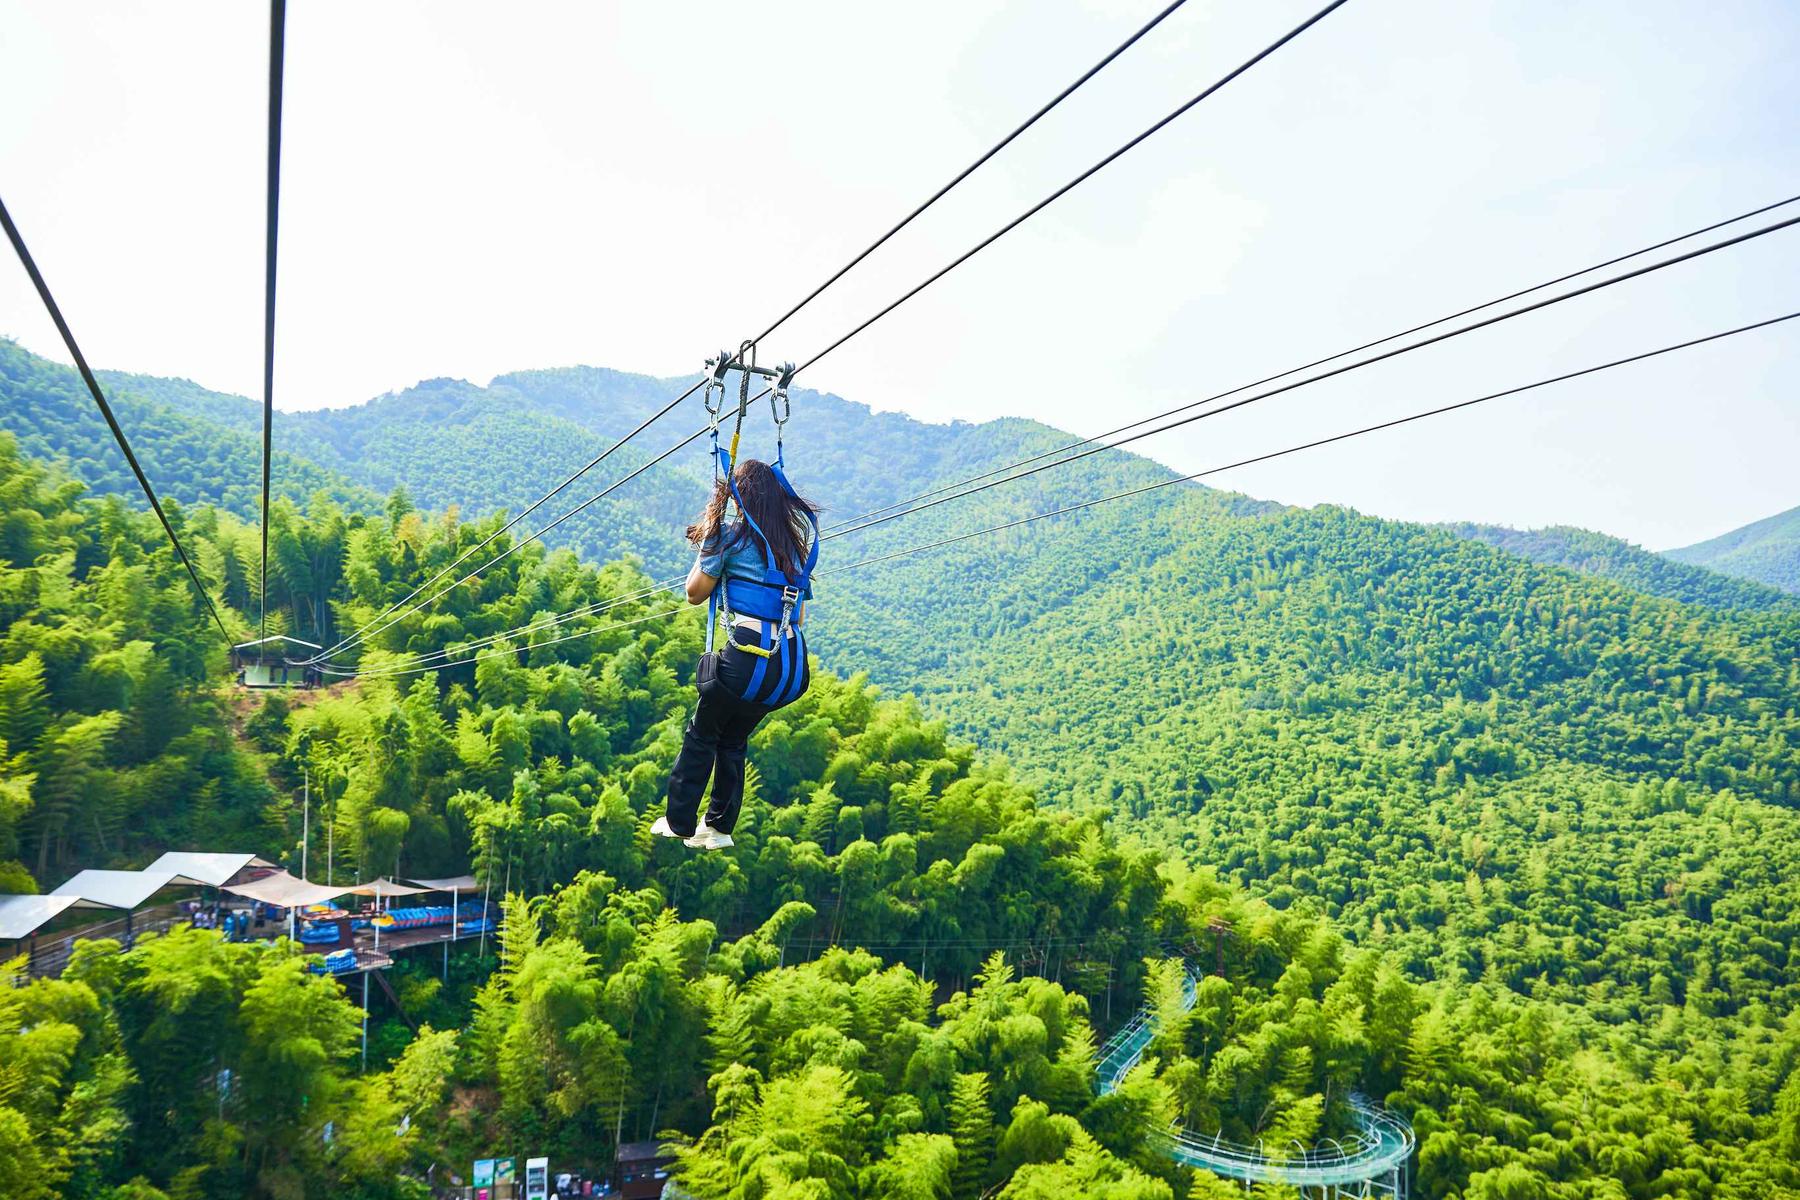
{"left": 687, "top": 459, "right": 819, "bottom": 578}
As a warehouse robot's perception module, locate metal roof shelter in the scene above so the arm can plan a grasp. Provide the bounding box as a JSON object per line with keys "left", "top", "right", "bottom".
{"left": 144, "top": 852, "right": 273, "bottom": 888}
{"left": 50, "top": 869, "right": 193, "bottom": 910}
{"left": 0, "top": 894, "right": 81, "bottom": 940}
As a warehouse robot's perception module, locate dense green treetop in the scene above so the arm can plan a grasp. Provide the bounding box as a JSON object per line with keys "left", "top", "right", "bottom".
{"left": 4, "top": 345, "right": 1800, "bottom": 1198}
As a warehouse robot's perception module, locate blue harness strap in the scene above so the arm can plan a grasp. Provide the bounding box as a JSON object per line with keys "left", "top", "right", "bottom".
{"left": 699, "top": 416, "right": 816, "bottom": 704}
{"left": 743, "top": 622, "right": 773, "bottom": 699}
{"left": 717, "top": 461, "right": 818, "bottom": 628}
{"left": 775, "top": 625, "right": 808, "bottom": 705}
{"left": 737, "top": 620, "right": 808, "bottom": 707}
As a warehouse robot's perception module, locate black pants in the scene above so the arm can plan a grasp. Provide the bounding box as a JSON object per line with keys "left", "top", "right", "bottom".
{"left": 664, "top": 626, "right": 810, "bottom": 836}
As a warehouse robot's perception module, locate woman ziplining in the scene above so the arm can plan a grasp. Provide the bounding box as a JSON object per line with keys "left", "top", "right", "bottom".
{"left": 654, "top": 355, "right": 819, "bottom": 851}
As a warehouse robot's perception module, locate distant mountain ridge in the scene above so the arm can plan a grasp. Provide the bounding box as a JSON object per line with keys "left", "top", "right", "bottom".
{"left": 1445, "top": 521, "right": 1797, "bottom": 612}
{"left": 12, "top": 337, "right": 1178, "bottom": 586}
{"left": 1667, "top": 504, "right": 1800, "bottom": 594}
{"left": 10, "top": 332, "right": 1795, "bottom": 633}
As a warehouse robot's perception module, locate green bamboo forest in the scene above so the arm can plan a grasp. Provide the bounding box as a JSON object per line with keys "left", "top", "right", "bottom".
{"left": 1, "top": 339, "right": 1798, "bottom": 1200}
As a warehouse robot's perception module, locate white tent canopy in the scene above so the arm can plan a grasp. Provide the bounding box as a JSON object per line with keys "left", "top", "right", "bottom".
{"left": 0, "top": 894, "right": 81, "bottom": 940}
{"left": 144, "top": 852, "right": 272, "bottom": 888}
{"left": 350, "top": 878, "right": 432, "bottom": 898}
{"left": 406, "top": 875, "right": 478, "bottom": 892}
{"left": 50, "top": 870, "right": 190, "bottom": 910}
{"left": 222, "top": 872, "right": 352, "bottom": 909}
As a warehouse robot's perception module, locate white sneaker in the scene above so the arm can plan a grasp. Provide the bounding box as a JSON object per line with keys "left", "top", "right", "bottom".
{"left": 650, "top": 816, "right": 688, "bottom": 840}
{"left": 685, "top": 820, "right": 735, "bottom": 851}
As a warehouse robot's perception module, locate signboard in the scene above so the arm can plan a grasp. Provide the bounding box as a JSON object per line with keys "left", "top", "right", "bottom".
{"left": 495, "top": 1158, "right": 516, "bottom": 1186}
{"left": 473, "top": 1159, "right": 496, "bottom": 1187}
{"left": 524, "top": 1155, "right": 549, "bottom": 1200}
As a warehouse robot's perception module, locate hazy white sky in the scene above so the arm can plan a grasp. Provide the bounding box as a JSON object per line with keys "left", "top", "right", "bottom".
{"left": 2, "top": 0, "right": 1796, "bottom": 549}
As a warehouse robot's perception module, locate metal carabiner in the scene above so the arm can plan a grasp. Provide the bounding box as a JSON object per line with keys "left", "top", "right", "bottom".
{"left": 769, "top": 361, "right": 795, "bottom": 428}
{"left": 702, "top": 354, "right": 728, "bottom": 426}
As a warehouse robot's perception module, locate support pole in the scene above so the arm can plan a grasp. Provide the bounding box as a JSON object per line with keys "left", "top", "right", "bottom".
{"left": 301, "top": 766, "right": 309, "bottom": 880}
{"left": 361, "top": 970, "right": 370, "bottom": 1071}
{"left": 479, "top": 828, "right": 494, "bottom": 959}
{"left": 445, "top": 886, "right": 457, "bottom": 981}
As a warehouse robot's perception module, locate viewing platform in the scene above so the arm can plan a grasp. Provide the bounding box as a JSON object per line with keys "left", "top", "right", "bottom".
{"left": 1097, "top": 969, "right": 1413, "bottom": 1199}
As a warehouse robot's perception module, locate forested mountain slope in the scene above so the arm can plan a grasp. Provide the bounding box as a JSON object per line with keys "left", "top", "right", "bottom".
{"left": 3, "top": 434, "right": 1796, "bottom": 1200}
{"left": 1668, "top": 501, "right": 1800, "bottom": 593}
{"left": 11, "top": 342, "right": 1800, "bottom": 1009}
{"left": 0, "top": 339, "right": 375, "bottom": 516}
{"left": 23, "top": 335, "right": 1787, "bottom": 609}
{"left": 832, "top": 488, "right": 1800, "bottom": 1008}
{"left": 1446, "top": 520, "right": 1798, "bottom": 611}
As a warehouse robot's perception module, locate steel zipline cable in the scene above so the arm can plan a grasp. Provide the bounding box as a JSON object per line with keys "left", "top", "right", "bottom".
{"left": 314, "top": 0, "right": 1348, "bottom": 671}
{"left": 306, "top": 385, "right": 708, "bottom": 664}
{"left": 790, "top": 0, "right": 1354, "bottom": 380}
{"left": 636, "top": 0, "right": 1356, "bottom": 531}
{"left": 323, "top": 311, "right": 1799, "bottom": 681}
{"left": 816, "top": 211, "right": 1800, "bottom": 544}
{"left": 825, "top": 310, "right": 1800, "bottom": 575}
{"left": 259, "top": 0, "right": 286, "bottom": 659}
{"left": 0, "top": 196, "right": 233, "bottom": 643}
{"left": 311, "top": 0, "right": 1197, "bottom": 667}
{"left": 306, "top": 0, "right": 1775, "bottom": 677}
{"left": 715, "top": 0, "right": 1351, "bottom": 445}
{"left": 749, "top": 0, "right": 1193, "bottom": 346}
{"left": 821, "top": 191, "right": 1800, "bottom": 536}
{"left": 317, "top": 575, "right": 684, "bottom": 675}
{"left": 315, "top": 202, "right": 1799, "bottom": 673}
{"left": 309, "top": 425, "right": 712, "bottom": 665}
{"left": 320, "top": 602, "right": 692, "bottom": 681}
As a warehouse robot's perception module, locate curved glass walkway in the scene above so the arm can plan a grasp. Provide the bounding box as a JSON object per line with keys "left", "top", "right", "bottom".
{"left": 1097, "top": 972, "right": 1413, "bottom": 1198}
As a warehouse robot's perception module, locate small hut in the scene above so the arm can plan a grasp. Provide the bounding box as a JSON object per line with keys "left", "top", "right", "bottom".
{"left": 613, "top": 1142, "right": 674, "bottom": 1199}
{"left": 232, "top": 635, "right": 323, "bottom": 688}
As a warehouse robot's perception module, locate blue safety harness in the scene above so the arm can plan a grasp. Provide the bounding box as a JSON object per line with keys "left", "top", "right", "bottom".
{"left": 705, "top": 445, "right": 818, "bottom": 708}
